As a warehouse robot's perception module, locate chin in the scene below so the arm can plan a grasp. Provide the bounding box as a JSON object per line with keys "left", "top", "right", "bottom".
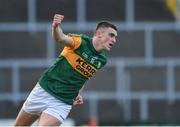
{"left": 105, "top": 48, "right": 111, "bottom": 52}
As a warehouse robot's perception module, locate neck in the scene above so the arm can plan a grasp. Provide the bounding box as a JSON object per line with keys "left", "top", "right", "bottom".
{"left": 92, "top": 37, "right": 102, "bottom": 52}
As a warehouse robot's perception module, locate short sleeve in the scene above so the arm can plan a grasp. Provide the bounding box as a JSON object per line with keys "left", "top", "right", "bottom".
{"left": 68, "top": 34, "right": 82, "bottom": 50}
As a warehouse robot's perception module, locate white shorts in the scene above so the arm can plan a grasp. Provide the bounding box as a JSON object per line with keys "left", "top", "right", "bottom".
{"left": 22, "top": 83, "right": 72, "bottom": 123}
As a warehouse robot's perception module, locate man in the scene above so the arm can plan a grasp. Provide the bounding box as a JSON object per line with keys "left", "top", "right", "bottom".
{"left": 14, "top": 14, "right": 117, "bottom": 126}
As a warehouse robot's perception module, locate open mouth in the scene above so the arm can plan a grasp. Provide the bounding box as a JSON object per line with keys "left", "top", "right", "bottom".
{"left": 109, "top": 43, "right": 113, "bottom": 47}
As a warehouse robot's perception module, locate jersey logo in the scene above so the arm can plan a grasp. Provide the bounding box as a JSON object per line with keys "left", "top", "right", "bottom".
{"left": 82, "top": 52, "right": 88, "bottom": 59}
{"left": 75, "top": 58, "right": 96, "bottom": 78}
{"left": 61, "top": 49, "right": 97, "bottom": 79}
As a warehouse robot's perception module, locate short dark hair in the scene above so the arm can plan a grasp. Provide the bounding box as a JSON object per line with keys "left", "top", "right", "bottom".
{"left": 95, "top": 21, "right": 117, "bottom": 31}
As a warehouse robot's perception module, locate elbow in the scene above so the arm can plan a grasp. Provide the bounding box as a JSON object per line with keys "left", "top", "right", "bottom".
{"left": 53, "top": 36, "right": 65, "bottom": 44}
{"left": 53, "top": 36, "right": 60, "bottom": 42}
{"left": 52, "top": 33, "right": 62, "bottom": 43}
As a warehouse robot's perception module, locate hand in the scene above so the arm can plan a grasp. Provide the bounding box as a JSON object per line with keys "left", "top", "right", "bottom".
{"left": 73, "top": 94, "right": 83, "bottom": 105}
{"left": 52, "top": 14, "right": 64, "bottom": 28}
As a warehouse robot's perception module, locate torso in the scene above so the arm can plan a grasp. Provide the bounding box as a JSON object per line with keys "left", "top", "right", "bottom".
{"left": 39, "top": 34, "right": 107, "bottom": 105}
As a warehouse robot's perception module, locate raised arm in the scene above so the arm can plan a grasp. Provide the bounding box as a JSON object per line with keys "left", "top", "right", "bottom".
{"left": 52, "top": 14, "right": 73, "bottom": 47}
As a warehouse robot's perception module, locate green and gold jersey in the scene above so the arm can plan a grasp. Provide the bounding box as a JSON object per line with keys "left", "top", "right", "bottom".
{"left": 39, "top": 34, "right": 107, "bottom": 105}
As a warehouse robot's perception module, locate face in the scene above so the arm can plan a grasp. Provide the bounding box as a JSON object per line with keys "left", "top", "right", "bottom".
{"left": 98, "top": 27, "right": 118, "bottom": 51}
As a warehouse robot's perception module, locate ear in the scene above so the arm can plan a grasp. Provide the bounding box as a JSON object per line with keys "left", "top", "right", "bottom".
{"left": 95, "top": 30, "right": 102, "bottom": 38}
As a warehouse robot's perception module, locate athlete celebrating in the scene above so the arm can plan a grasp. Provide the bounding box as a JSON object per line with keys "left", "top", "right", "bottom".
{"left": 14, "top": 14, "right": 118, "bottom": 126}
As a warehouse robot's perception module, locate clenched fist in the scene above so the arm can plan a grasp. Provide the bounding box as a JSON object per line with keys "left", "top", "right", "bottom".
{"left": 73, "top": 94, "right": 83, "bottom": 105}
{"left": 52, "top": 14, "right": 64, "bottom": 28}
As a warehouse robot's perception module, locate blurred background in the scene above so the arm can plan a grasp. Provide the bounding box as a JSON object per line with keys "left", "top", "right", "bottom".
{"left": 0, "top": 0, "right": 180, "bottom": 126}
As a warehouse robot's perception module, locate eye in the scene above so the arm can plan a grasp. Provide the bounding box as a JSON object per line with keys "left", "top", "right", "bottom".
{"left": 109, "top": 33, "right": 115, "bottom": 37}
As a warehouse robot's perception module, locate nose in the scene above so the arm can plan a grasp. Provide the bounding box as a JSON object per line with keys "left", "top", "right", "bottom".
{"left": 112, "top": 37, "right": 116, "bottom": 43}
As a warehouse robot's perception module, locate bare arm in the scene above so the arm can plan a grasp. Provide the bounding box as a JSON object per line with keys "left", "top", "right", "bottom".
{"left": 52, "top": 14, "right": 73, "bottom": 47}
{"left": 79, "top": 85, "right": 85, "bottom": 95}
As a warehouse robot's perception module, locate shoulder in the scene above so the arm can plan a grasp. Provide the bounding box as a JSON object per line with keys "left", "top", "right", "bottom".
{"left": 81, "top": 34, "right": 92, "bottom": 41}
{"left": 68, "top": 33, "right": 82, "bottom": 37}
{"left": 69, "top": 34, "right": 91, "bottom": 40}
{"left": 67, "top": 33, "right": 92, "bottom": 49}
{"left": 67, "top": 33, "right": 82, "bottom": 50}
